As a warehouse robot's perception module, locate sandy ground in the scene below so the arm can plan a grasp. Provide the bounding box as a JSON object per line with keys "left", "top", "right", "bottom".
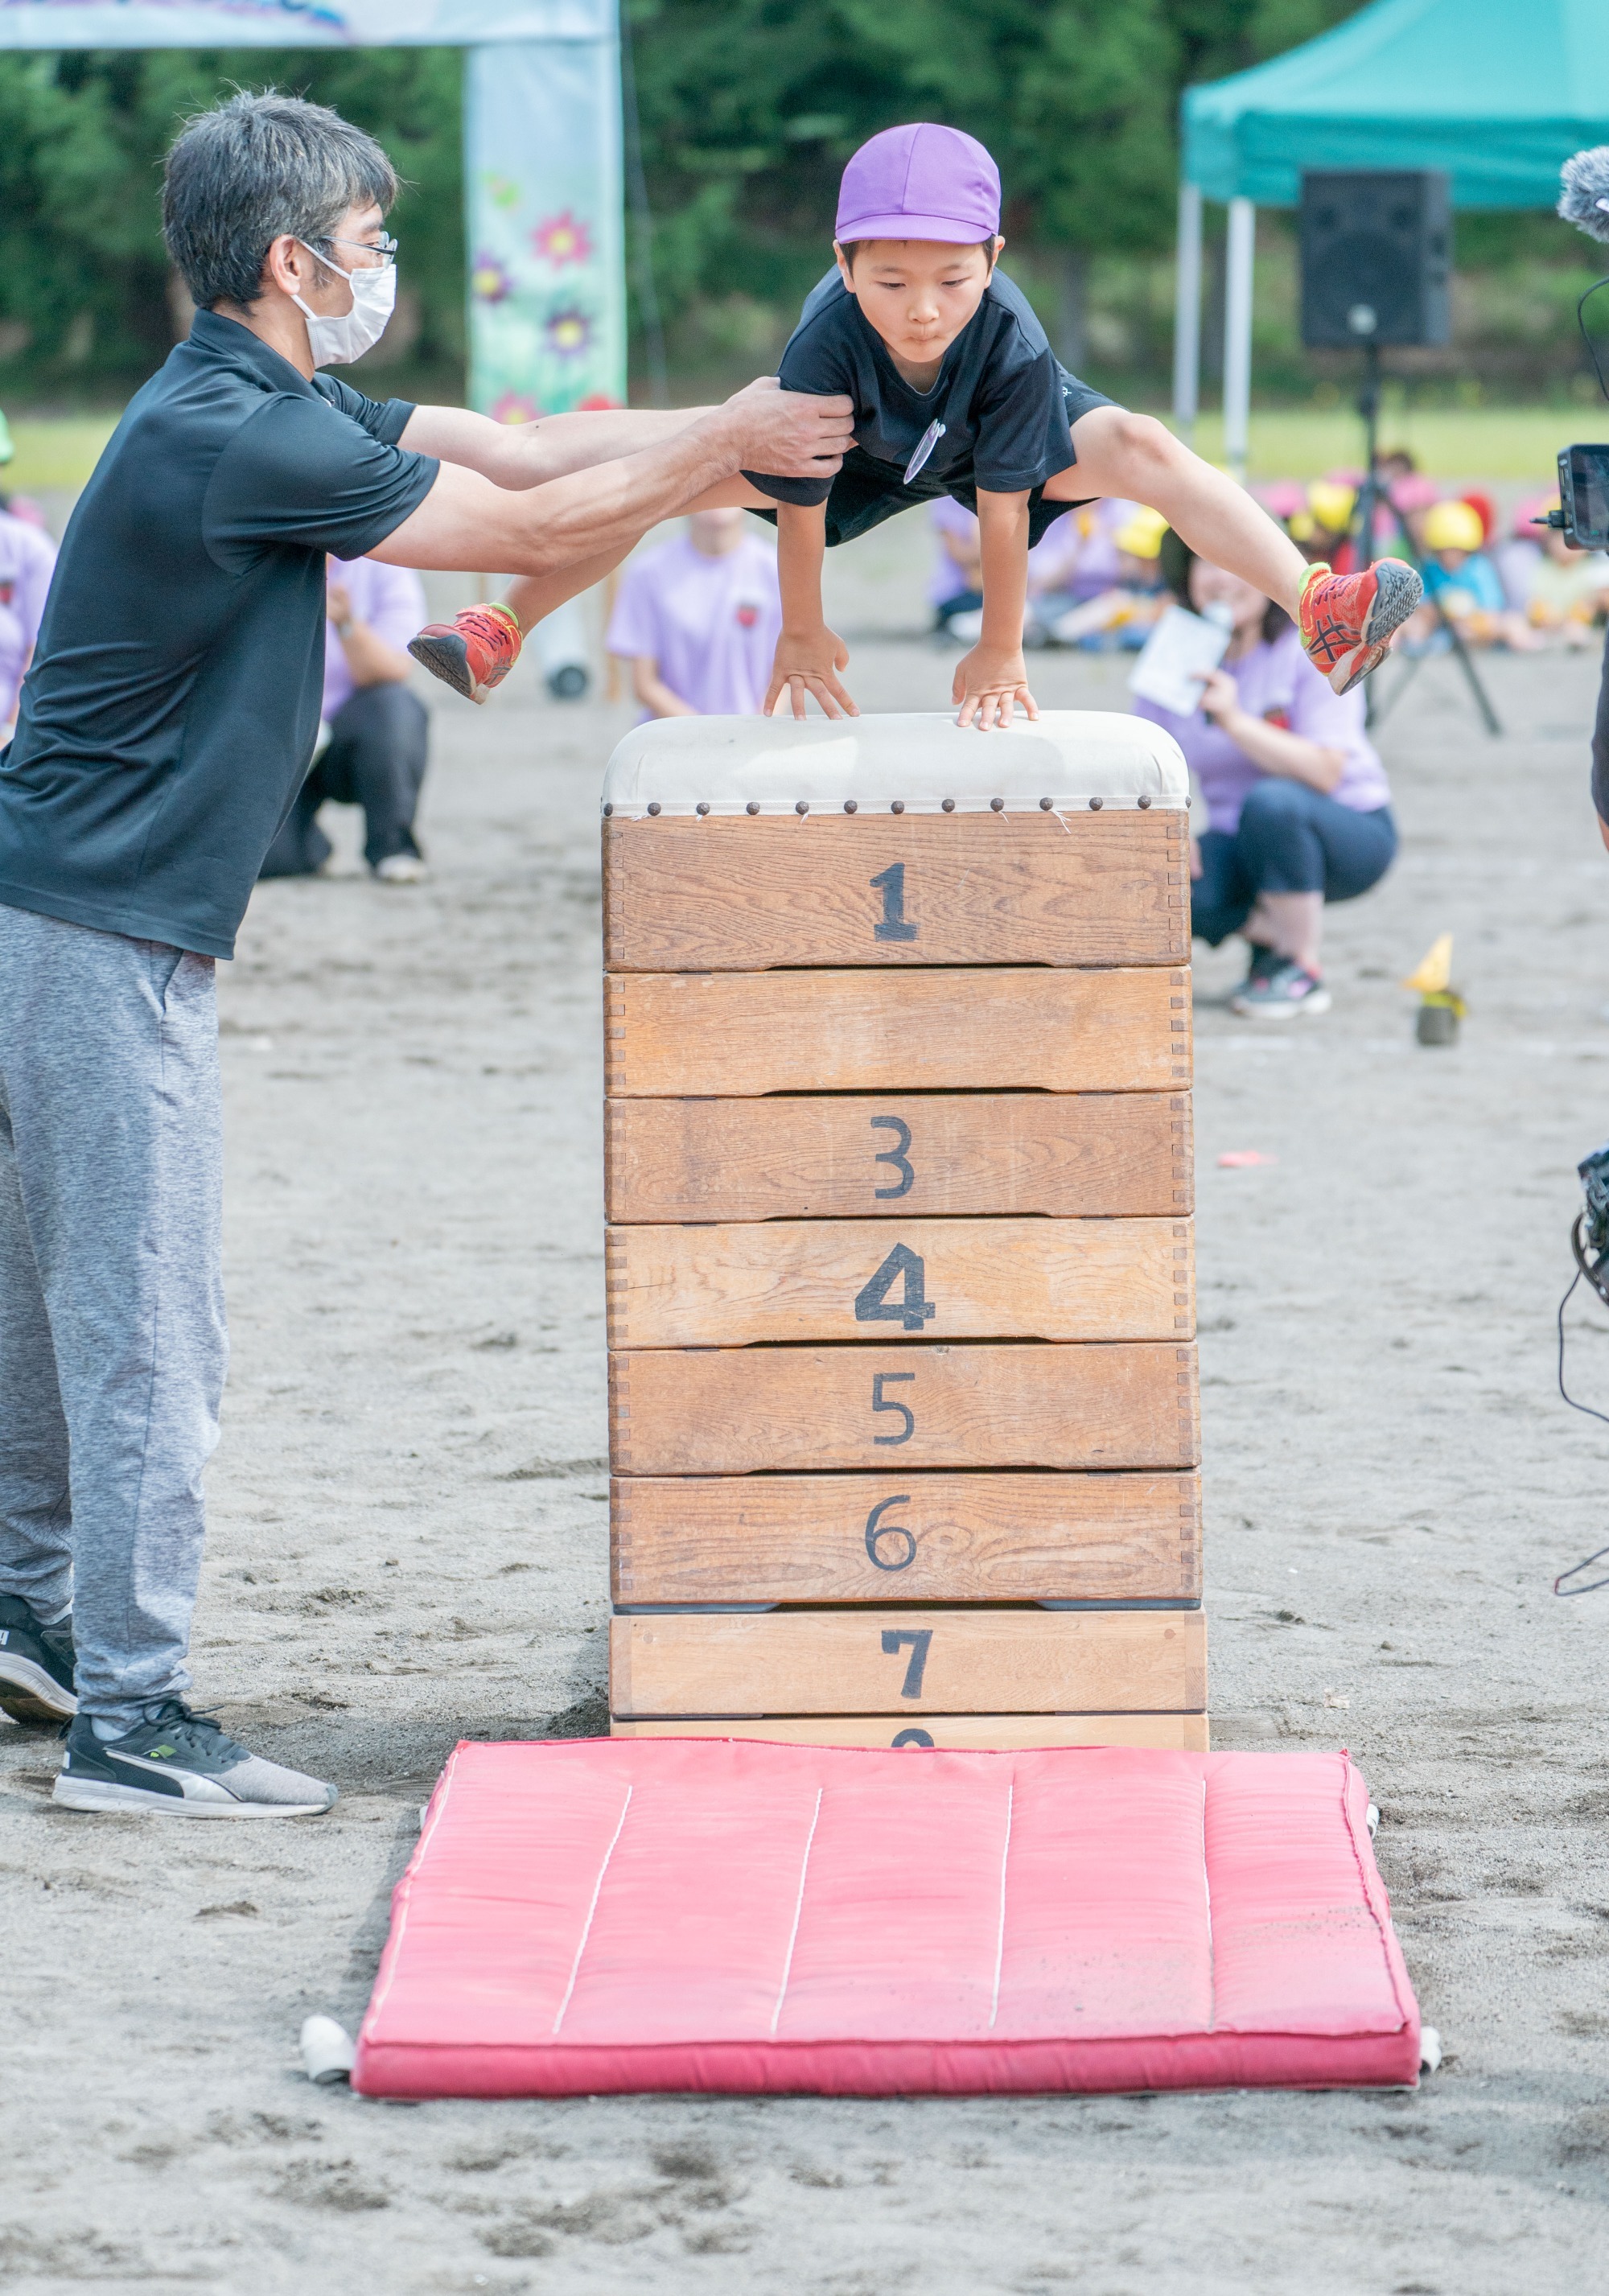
{"left": 5, "top": 519, "right": 1609, "bottom": 2292}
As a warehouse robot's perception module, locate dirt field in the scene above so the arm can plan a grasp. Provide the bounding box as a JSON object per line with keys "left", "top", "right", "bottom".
{"left": 4, "top": 525, "right": 1609, "bottom": 2293}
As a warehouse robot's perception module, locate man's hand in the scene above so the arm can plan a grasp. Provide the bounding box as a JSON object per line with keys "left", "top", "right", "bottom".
{"left": 953, "top": 643, "right": 1039, "bottom": 731}
{"left": 724, "top": 376, "right": 855, "bottom": 480}
{"left": 326, "top": 578, "right": 352, "bottom": 631}
{"left": 765, "top": 623, "right": 858, "bottom": 721}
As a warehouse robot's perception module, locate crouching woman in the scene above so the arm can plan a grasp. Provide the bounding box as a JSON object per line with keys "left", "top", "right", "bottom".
{"left": 1134, "top": 533, "right": 1397, "bottom": 1018}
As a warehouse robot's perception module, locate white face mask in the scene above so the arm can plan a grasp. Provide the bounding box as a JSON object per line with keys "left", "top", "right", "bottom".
{"left": 292, "top": 240, "right": 396, "bottom": 367}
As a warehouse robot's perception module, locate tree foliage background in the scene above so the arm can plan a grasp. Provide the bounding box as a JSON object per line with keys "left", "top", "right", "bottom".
{"left": 0, "top": 3, "right": 1597, "bottom": 405}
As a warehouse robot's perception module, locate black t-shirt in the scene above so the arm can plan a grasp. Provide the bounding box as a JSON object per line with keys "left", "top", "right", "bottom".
{"left": 746, "top": 265, "right": 1080, "bottom": 511}
{"left": 0, "top": 312, "right": 438, "bottom": 959}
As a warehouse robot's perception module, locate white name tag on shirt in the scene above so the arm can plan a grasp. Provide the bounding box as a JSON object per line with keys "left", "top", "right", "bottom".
{"left": 903, "top": 421, "right": 947, "bottom": 486}
{"left": 1127, "top": 603, "right": 1231, "bottom": 717}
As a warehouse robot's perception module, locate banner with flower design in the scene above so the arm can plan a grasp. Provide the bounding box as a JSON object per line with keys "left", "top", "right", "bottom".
{"left": 465, "top": 32, "right": 625, "bottom": 422}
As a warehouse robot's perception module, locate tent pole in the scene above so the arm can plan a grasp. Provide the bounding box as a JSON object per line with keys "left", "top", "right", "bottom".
{"left": 1172, "top": 179, "right": 1202, "bottom": 442}
{"left": 1223, "top": 195, "right": 1255, "bottom": 484}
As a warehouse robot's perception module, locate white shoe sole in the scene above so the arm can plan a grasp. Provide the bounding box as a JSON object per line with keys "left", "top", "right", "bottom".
{"left": 1228, "top": 990, "right": 1331, "bottom": 1020}
{"left": 52, "top": 1777, "right": 332, "bottom": 1818}
{"left": 0, "top": 1655, "right": 77, "bottom": 1723}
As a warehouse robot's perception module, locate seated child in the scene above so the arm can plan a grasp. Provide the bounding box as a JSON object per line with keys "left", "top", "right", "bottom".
{"left": 1521, "top": 516, "right": 1609, "bottom": 645}
{"left": 414, "top": 123, "right": 1422, "bottom": 726}
{"left": 1401, "top": 499, "right": 1534, "bottom": 650}
{"left": 1038, "top": 506, "right": 1169, "bottom": 648}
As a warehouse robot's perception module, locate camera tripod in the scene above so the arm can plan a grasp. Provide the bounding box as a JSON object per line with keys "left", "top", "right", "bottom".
{"left": 1347, "top": 339, "right": 1501, "bottom": 737}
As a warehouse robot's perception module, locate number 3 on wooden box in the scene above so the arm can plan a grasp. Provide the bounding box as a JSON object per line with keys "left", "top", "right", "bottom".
{"left": 870, "top": 1114, "right": 914, "bottom": 1199}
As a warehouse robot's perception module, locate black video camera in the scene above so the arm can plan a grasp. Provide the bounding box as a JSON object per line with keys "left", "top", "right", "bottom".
{"left": 1574, "top": 1140, "right": 1609, "bottom": 1303}
{"left": 1542, "top": 446, "right": 1609, "bottom": 549}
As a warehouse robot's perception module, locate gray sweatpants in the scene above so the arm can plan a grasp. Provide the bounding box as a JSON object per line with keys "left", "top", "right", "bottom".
{"left": 0, "top": 902, "right": 227, "bottom": 1723}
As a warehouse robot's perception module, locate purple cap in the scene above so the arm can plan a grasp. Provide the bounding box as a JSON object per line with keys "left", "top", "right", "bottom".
{"left": 835, "top": 123, "right": 1001, "bottom": 246}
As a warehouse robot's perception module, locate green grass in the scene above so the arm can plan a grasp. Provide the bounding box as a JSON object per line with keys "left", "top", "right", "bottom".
{"left": 1, "top": 402, "right": 1594, "bottom": 496}
{"left": 1171, "top": 405, "right": 1586, "bottom": 482}
{"left": 5, "top": 415, "right": 121, "bottom": 492}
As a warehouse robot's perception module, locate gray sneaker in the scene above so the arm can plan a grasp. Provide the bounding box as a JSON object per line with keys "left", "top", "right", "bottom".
{"left": 54, "top": 1701, "right": 336, "bottom": 1819}
{"left": 1229, "top": 959, "right": 1331, "bottom": 1020}
{"left": 0, "top": 1594, "right": 76, "bottom": 1723}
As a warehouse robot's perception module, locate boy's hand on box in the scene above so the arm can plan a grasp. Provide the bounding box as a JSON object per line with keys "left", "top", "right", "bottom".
{"left": 765, "top": 624, "right": 859, "bottom": 721}
{"left": 952, "top": 644, "right": 1039, "bottom": 731}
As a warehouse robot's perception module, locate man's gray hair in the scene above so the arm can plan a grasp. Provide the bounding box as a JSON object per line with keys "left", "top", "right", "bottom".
{"left": 163, "top": 90, "right": 397, "bottom": 311}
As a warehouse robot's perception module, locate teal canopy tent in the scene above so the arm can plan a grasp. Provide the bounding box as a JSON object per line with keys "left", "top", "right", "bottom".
{"left": 1172, "top": 0, "right": 1609, "bottom": 472}
{"left": 0, "top": 0, "right": 626, "bottom": 423}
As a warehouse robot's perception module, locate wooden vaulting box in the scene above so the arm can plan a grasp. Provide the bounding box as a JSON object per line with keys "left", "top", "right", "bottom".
{"left": 600, "top": 712, "right": 1205, "bottom": 1751}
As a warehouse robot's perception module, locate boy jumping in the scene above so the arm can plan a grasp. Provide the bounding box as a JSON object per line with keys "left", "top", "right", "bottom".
{"left": 413, "top": 124, "right": 1421, "bottom": 728}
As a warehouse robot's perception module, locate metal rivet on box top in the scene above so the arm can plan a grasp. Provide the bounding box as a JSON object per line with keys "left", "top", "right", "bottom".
{"left": 796, "top": 800, "right": 809, "bottom": 815}
{"left": 844, "top": 799, "right": 858, "bottom": 813}
{"left": 941, "top": 797, "right": 955, "bottom": 813}
{"left": 602, "top": 802, "right": 613, "bottom": 817}
{"left": 696, "top": 800, "right": 710, "bottom": 816}
{"left": 746, "top": 801, "right": 760, "bottom": 816}
{"left": 891, "top": 800, "right": 905, "bottom": 815}
{"left": 1088, "top": 796, "right": 1103, "bottom": 811}
{"left": 1039, "top": 796, "right": 1053, "bottom": 811}
{"left": 647, "top": 801, "right": 661, "bottom": 816}
{"left": 1138, "top": 793, "right": 1151, "bottom": 809}
{"left": 990, "top": 797, "right": 1005, "bottom": 813}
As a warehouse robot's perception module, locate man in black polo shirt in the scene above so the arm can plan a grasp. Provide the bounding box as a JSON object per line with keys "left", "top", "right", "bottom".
{"left": 0, "top": 92, "right": 850, "bottom": 1817}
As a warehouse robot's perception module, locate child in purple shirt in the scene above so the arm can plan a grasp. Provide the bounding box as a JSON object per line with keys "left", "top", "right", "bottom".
{"left": 606, "top": 508, "right": 781, "bottom": 718}
{"left": 1132, "top": 533, "right": 1396, "bottom": 1019}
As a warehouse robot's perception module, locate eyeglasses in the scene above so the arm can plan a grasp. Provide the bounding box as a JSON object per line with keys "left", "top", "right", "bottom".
{"left": 314, "top": 232, "right": 399, "bottom": 269}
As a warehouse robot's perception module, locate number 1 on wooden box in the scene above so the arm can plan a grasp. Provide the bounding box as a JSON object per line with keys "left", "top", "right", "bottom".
{"left": 870, "top": 862, "right": 919, "bottom": 943}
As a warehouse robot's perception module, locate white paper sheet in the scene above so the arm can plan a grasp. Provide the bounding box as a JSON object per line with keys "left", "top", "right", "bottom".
{"left": 1127, "top": 604, "right": 1232, "bottom": 718}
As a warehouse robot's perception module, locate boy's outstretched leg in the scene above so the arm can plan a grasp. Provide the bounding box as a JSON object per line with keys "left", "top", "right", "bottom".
{"left": 1053, "top": 409, "right": 1422, "bottom": 695}
{"left": 409, "top": 541, "right": 641, "bottom": 703}
{"left": 409, "top": 479, "right": 781, "bottom": 704}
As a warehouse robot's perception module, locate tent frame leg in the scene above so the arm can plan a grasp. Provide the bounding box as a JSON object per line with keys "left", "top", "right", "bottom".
{"left": 1222, "top": 196, "right": 1255, "bottom": 484}
{"left": 1172, "top": 179, "right": 1203, "bottom": 442}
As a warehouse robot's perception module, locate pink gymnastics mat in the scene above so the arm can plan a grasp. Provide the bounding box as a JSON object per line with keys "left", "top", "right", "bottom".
{"left": 353, "top": 1738, "right": 1420, "bottom": 2098}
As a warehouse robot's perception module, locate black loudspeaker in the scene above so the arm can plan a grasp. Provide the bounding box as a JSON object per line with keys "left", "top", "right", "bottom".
{"left": 1299, "top": 171, "right": 1451, "bottom": 350}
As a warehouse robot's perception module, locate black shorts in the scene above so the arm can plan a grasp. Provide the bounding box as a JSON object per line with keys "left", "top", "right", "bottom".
{"left": 747, "top": 368, "right": 1117, "bottom": 549}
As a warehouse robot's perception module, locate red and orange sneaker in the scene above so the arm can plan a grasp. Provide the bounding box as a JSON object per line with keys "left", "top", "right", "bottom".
{"left": 407, "top": 602, "right": 522, "bottom": 704}
{"left": 1298, "top": 558, "right": 1422, "bottom": 696}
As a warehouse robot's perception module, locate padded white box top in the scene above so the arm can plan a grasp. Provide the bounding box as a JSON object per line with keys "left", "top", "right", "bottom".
{"left": 600, "top": 710, "right": 1188, "bottom": 819}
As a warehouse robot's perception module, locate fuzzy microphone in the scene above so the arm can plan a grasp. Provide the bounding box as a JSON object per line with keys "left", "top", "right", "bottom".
{"left": 1559, "top": 146, "right": 1609, "bottom": 241}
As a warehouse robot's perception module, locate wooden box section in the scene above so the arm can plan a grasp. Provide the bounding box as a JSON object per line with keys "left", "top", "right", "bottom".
{"left": 605, "top": 969, "right": 1191, "bottom": 1098}
{"left": 609, "top": 1607, "right": 1207, "bottom": 1718}
{"left": 611, "top": 1342, "right": 1200, "bottom": 1475}
{"left": 611, "top": 1713, "right": 1211, "bottom": 1751}
{"left": 606, "top": 1216, "right": 1193, "bottom": 1349}
{"left": 603, "top": 811, "right": 1189, "bottom": 970}
{"left": 611, "top": 1471, "right": 1200, "bottom": 1606}
{"left": 607, "top": 1092, "right": 1192, "bottom": 1224}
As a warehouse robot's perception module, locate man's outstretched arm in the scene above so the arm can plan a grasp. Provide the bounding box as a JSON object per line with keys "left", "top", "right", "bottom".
{"left": 398, "top": 401, "right": 717, "bottom": 489}
{"left": 369, "top": 381, "right": 850, "bottom": 580}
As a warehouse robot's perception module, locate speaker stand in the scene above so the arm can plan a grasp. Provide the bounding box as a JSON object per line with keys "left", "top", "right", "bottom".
{"left": 1348, "top": 340, "right": 1502, "bottom": 738}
